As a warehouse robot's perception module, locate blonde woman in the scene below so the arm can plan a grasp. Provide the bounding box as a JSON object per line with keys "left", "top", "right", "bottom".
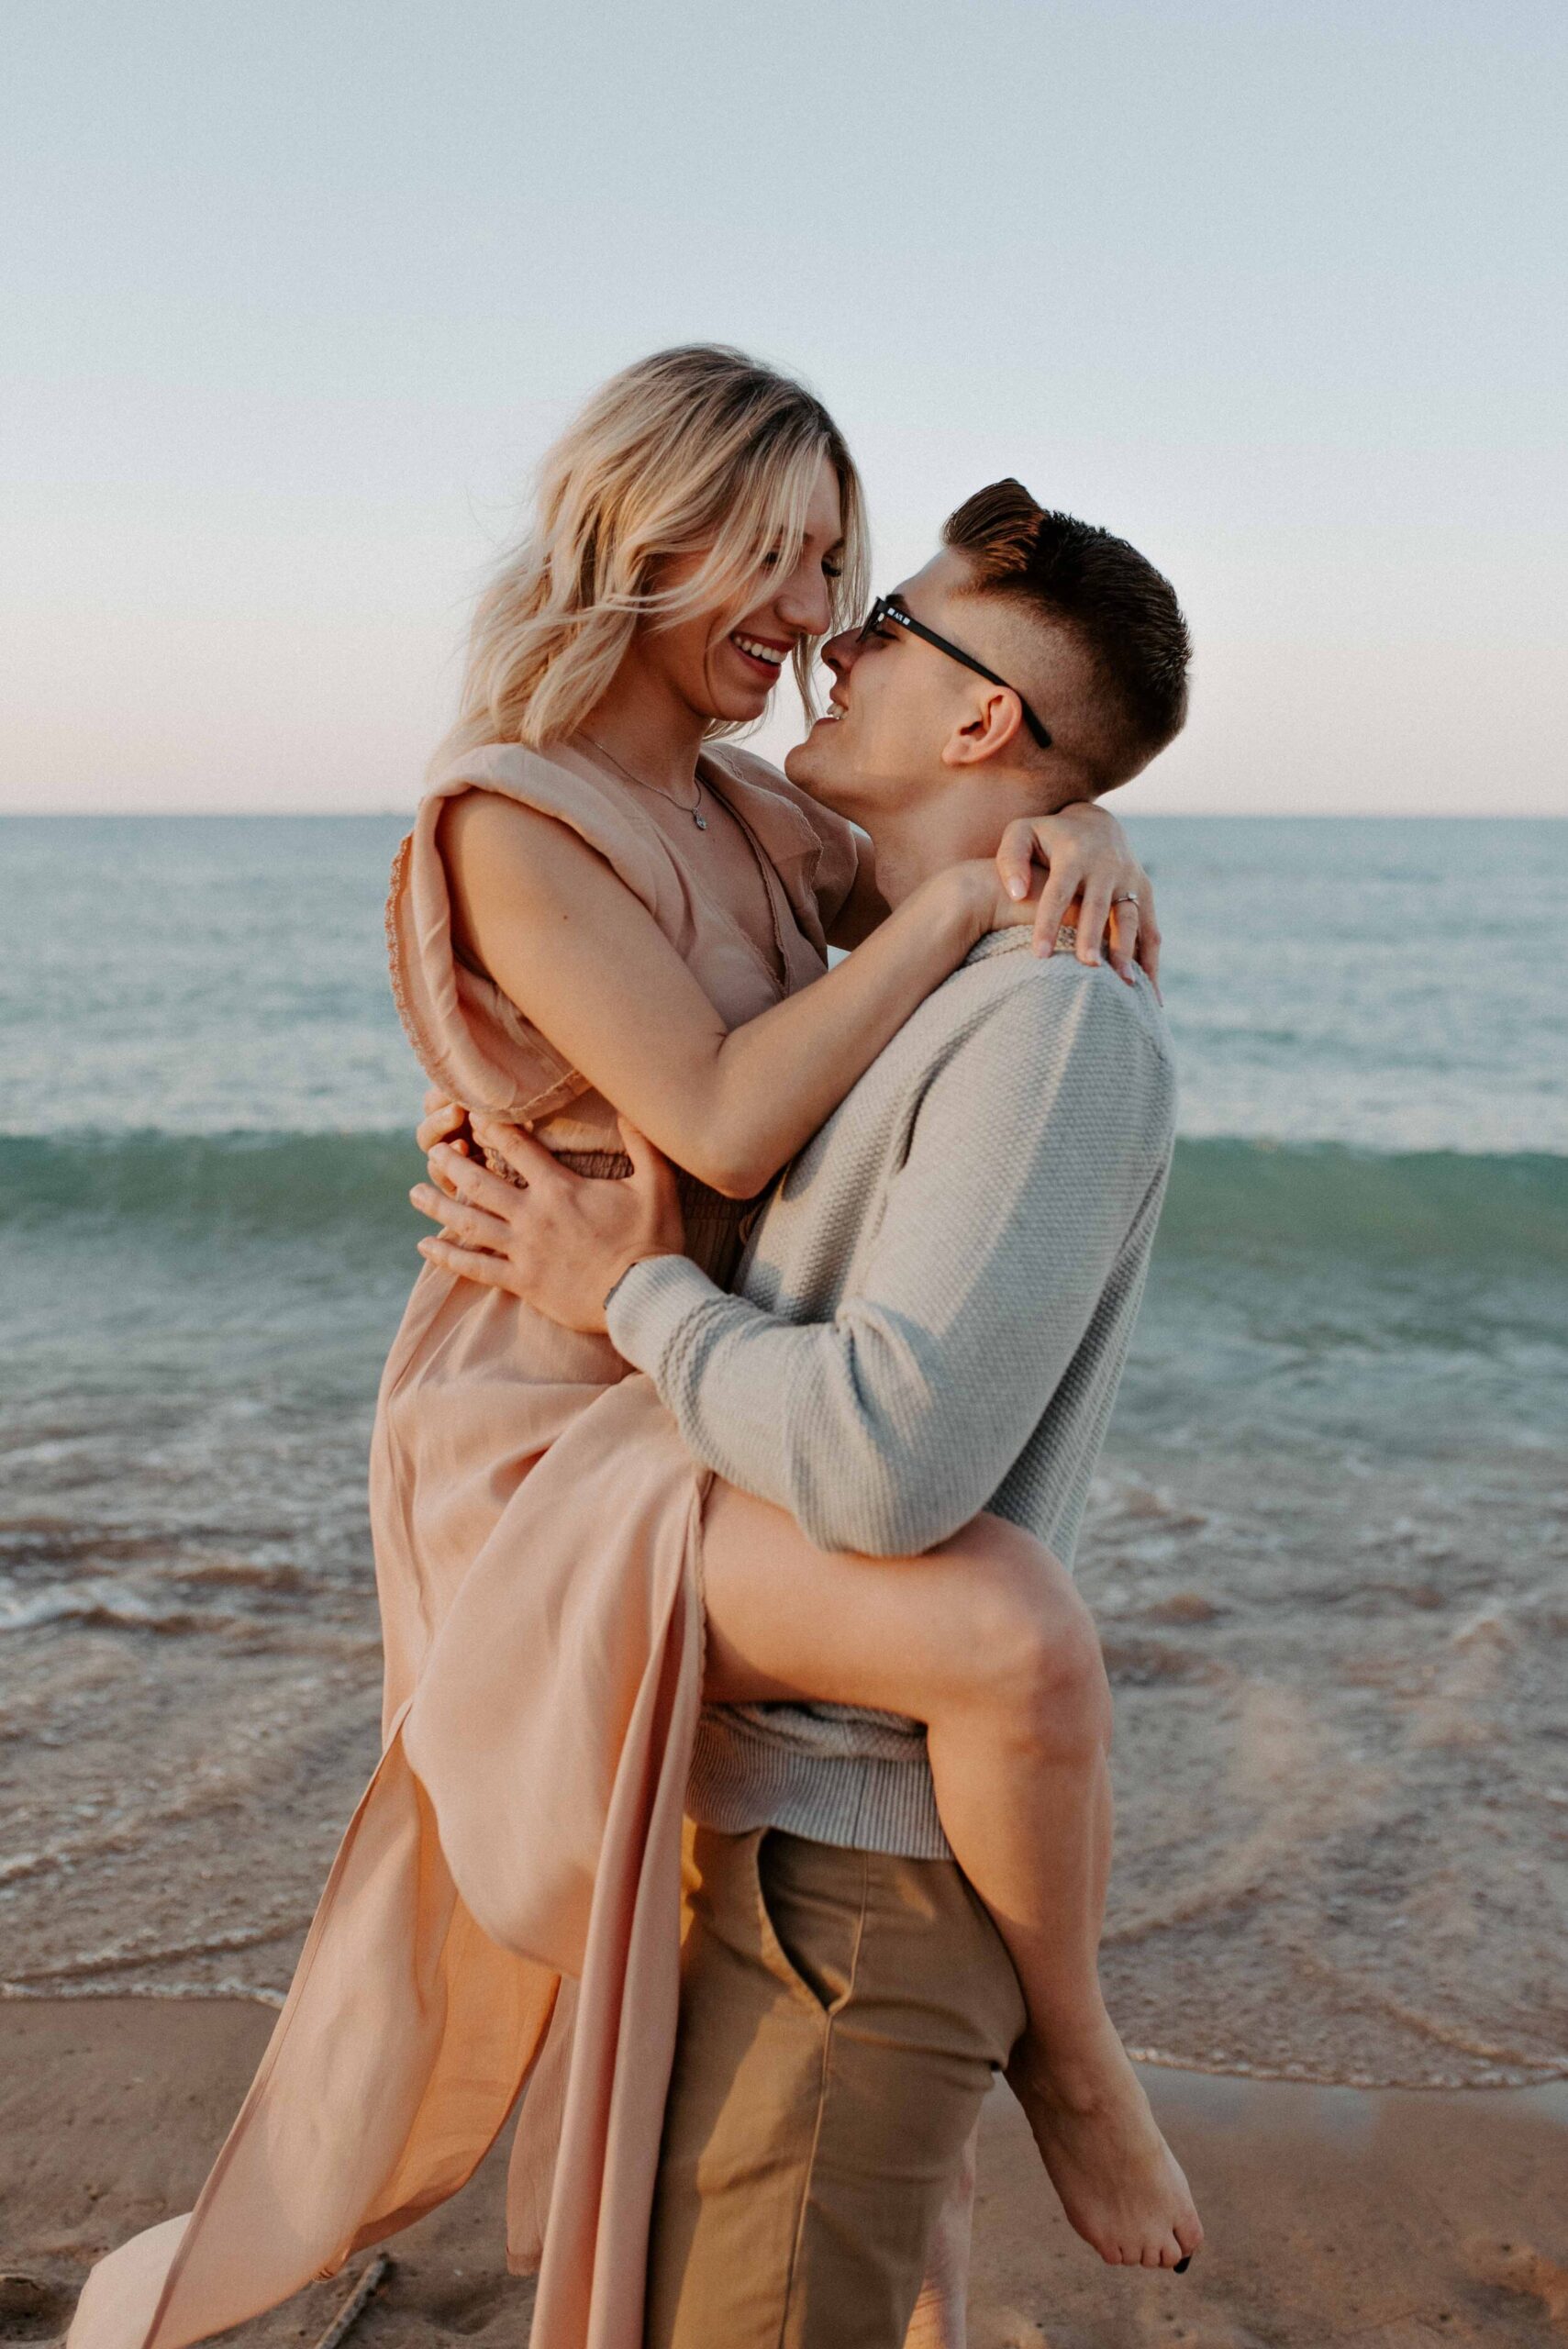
{"left": 69, "top": 349, "right": 1182, "bottom": 2349}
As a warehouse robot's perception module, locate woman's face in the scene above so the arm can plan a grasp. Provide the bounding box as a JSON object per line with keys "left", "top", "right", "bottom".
{"left": 640, "top": 455, "right": 845, "bottom": 726}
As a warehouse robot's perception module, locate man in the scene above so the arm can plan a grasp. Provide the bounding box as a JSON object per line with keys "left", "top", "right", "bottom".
{"left": 415, "top": 481, "right": 1199, "bottom": 2344}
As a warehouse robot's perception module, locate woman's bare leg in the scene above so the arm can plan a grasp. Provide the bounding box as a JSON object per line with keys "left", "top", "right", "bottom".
{"left": 699, "top": 1480, "right": 1204, "bottom": 2273}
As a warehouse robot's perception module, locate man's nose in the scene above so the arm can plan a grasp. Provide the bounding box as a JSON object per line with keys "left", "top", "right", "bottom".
{"left": 821, "top": 628, "right": 860, "bottom": 679}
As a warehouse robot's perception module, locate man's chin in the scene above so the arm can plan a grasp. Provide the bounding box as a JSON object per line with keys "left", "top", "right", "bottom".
{"left": 784, "top": 725, "right": 849, "bottom": 806}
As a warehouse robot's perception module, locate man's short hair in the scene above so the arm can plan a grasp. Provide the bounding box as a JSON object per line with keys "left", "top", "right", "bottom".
{"left": 943, "top": 480, "right": 1190, "bottom": 789}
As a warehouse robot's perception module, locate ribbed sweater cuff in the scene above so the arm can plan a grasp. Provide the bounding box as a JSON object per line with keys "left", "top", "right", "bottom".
{"left": 605, "top": 1251, "right": 721, "bottom": 1378}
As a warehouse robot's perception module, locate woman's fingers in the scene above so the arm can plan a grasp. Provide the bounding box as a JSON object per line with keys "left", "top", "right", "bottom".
{"left": 1073, "top": 873, "right": 1114, "bottom": 967}
{"left": 1105, "top": 898, "right": 1140, "bottom": 986}
{"left": 1134, "top": 891, "right": 1162, "bottom": 996}
{"left": 1031, "top": 856, "right": 1086, "bottom": 956}
{"left": 995, "top": 818, "right": 1040, "bottom": 905}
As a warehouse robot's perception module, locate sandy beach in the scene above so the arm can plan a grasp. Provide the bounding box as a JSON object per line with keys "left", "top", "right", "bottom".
{"left": 5, "top": 1997, "right": 1567, "bottom": 2348}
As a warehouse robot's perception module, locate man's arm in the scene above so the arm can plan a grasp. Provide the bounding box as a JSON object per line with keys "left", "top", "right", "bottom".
{"left": 606, "top": 967, "right": 1174, "bottom": 1556}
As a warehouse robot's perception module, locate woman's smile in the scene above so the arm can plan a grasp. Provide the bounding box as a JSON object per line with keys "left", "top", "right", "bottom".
{"left": 728, "top": 629, "right": 793, "bottom": 682}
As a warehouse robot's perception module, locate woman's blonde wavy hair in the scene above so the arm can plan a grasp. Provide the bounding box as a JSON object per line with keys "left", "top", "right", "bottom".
{"left": 435, "top": 345, "right": 869, "bottom": 768}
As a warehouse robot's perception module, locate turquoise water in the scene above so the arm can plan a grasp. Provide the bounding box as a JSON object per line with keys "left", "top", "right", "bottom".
{"left": 1, "top": 815, "right": 1564, "bottom": 2089}
{"left": 6, "top": 814, "right": 1566, "bottom": 1148}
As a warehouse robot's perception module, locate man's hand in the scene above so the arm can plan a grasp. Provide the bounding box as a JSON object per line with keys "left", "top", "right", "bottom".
{"left": 411, "top": 1114, "right": 686, "bottom": 1332}
{"left": 417, "top": 1091, "right": 473, "bottom": 1191}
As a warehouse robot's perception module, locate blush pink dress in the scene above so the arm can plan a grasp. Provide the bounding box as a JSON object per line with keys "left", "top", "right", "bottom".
{"left": 67, "top": 740, "right": 863, "bottom": 2349}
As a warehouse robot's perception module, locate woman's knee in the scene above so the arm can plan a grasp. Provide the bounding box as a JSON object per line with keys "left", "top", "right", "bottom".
{"left": 943, "top": 1517, "right": 1111, "bottom": 1753}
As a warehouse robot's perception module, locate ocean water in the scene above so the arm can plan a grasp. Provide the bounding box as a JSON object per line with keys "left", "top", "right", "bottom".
{"left": 1, "top": 813, "right": 1565, "bottom": 2090}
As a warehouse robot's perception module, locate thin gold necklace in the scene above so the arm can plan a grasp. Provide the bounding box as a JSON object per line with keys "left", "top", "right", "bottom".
{"left": 581, "top": 732, "right": 708, "bottom": 830}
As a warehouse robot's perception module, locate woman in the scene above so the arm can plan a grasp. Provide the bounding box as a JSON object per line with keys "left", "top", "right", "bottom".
{"left": 69, "top": 347, "right": 1195, "bottom": 2349}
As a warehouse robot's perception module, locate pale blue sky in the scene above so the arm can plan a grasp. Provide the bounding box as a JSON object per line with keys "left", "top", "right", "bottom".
{"left": 5, "top": 0, "right": 1564, "bottom": 814}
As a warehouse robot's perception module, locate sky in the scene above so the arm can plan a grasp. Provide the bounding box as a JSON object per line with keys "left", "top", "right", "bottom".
{"left": 4, "top": 0, "right": 1565, "bottom": 818}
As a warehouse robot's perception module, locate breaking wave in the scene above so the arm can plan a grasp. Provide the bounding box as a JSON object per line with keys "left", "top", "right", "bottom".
{"left": 4, "top": 1130, "right": 1562, "bottom": 1271}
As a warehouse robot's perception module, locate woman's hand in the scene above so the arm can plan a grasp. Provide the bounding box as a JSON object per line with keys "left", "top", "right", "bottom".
{"left": 994, "top": 803, "right": 1160, "bottom": 989}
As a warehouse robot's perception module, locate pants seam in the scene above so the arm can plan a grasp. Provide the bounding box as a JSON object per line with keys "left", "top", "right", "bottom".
{"left": 775, "top": 1847, "right": 872, "bottom": 2349}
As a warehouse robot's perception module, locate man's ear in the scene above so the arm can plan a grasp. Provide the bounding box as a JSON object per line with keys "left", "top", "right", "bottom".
{"left": 940, "top": 685, "right": 1027, "bottom": 770}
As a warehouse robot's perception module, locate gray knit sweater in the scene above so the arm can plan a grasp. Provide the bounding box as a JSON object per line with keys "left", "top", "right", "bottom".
{"left": 606, "top": 928, "right": 1176, "bottom": 1859}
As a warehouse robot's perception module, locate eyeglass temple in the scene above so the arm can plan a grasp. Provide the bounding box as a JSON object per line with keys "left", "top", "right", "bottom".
{"left": 869, "top": 602, "right": 1051, "bottom": 749}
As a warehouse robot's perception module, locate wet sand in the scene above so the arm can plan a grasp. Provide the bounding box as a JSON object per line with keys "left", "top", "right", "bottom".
{"left": 5, "top": 1998, "right": 1566, "bottom": 2346}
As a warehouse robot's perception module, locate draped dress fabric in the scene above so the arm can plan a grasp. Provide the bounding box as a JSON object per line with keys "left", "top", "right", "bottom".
{"left": 66, "top": 740, "right": 860, "bottom": 2349}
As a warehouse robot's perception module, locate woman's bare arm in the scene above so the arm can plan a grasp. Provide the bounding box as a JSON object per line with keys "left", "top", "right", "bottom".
{"left": 828, "top": 801, "right": 1161, "bottom": 985}
{"left": 439, "top": 791, "right": 1016, "bottom": 1198}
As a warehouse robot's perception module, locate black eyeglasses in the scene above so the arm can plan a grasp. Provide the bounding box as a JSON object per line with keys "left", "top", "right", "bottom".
{"left": 857, "top": 595, "right": 1052, "bottom": 750}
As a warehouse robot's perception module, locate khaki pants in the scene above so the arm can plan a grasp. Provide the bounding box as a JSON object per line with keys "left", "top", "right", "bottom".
{"left": 645, "top": 1826, "right": 1027, "bottom": 2349}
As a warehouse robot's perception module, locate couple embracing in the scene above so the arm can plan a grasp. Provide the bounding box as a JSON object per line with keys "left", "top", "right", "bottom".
{"left": 72, "top": 344, "right": 1203, "bottom": 2349}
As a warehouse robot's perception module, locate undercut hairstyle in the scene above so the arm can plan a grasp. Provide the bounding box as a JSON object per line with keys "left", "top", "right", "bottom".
{"left": 943, "top": 479, "right": 1190, "bottom": 789}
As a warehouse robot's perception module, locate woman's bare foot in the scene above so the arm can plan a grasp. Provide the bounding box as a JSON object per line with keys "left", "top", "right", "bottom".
{"left": 1008, "top": 2014, "right": 1204, "bottom": 2269}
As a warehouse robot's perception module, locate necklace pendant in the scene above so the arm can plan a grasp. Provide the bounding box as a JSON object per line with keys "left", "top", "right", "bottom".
{"left": 694, "top": 812, "right": 707, "bottom": 829}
